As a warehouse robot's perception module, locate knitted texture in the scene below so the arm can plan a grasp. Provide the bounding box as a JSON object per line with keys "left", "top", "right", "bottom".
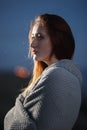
{"left": 4, "top": 59, "right": 82, "bottom": 130}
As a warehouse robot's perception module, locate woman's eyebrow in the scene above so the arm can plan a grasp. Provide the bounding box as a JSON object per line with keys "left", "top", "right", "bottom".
{"left": 32, "top": 32, "right": 42, "bottom": 36}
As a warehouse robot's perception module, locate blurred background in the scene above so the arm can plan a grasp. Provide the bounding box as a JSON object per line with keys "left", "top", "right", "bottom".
{"left": 0, "top": 0, "right": 87, "bottom": 129}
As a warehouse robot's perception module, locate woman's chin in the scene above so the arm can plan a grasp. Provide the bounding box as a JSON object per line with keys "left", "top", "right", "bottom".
{"left": 33, "top": 55, "right": 40, "bottom": 61}
{"left": 33, "top": 55, "right": 44, "bottom": 62}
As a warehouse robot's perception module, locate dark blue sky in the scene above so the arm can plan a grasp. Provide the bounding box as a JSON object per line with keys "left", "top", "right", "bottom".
{"left": 0, "top": 0, "right": 87, "bottom": 71}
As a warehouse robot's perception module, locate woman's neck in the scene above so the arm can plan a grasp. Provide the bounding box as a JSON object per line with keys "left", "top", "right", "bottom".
{"left": 44, "top": 55, "right": 58, "bottom": 66}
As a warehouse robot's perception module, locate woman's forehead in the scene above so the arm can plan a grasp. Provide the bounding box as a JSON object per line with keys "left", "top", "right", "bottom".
{"left": 31, "top": 23, "right": 47, "bottom": 35}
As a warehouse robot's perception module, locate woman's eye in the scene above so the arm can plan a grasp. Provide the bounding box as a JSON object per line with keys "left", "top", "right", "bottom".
{"left": 31, "top": 33, "right": 43, "bottom": 41}
{"left": 37, "top": 34, "right": 43, "bottom": 40}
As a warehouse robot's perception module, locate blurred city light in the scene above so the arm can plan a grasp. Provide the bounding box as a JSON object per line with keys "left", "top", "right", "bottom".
{"left": 14, "top": 66, "right": 30, "bottom": 78}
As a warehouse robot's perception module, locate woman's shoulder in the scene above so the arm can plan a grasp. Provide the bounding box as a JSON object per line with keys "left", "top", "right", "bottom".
{"left": 42, "top": 59, "right": 82, "bottom": 84}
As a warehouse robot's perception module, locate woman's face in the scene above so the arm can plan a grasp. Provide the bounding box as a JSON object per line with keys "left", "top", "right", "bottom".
{"left": 30, "top": 23, "right": 54, "bottom": 65}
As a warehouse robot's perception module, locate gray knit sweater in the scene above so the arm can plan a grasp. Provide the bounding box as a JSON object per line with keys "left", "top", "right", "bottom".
{"left": 4, "top": 59, "right": 82, "bottom": 130}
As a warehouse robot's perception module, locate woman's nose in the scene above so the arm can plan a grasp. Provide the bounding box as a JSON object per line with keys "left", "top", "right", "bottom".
{"left": 30, "top": 40, "right": 38, "bottom": 48}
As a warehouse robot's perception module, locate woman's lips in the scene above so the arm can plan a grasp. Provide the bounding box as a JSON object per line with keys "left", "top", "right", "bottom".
{"left": 32, "top": 50, "right": 38, "bottom": 54}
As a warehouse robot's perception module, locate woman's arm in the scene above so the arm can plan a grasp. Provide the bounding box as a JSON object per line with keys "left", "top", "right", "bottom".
{"left": 4, "top": 93, "right": 37, "bottom": 130}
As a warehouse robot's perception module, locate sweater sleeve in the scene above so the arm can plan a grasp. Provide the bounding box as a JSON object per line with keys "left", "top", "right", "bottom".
{"left": 4, "top": 93, "right": 37, "bottom": 130}
{"left": 23, "top": 67, "right": 81, "bottom": 130}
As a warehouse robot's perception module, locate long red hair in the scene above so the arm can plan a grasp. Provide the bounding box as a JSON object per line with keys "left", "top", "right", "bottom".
{"left": 25, "top": 13, "right": 75, "bottom": 92}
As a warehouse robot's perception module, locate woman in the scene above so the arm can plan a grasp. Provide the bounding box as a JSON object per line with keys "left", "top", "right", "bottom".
{"left": 4, "top": 13, "right": 82, "bottom": 130}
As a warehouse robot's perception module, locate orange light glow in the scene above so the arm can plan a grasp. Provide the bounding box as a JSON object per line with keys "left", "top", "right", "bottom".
{"left": 14, "top": 66, "right": 30, "bottom": 78}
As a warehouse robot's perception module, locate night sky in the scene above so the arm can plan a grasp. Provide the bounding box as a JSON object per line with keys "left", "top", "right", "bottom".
{"left": 0, "top": 0, "right": 87, "bottom": 71}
